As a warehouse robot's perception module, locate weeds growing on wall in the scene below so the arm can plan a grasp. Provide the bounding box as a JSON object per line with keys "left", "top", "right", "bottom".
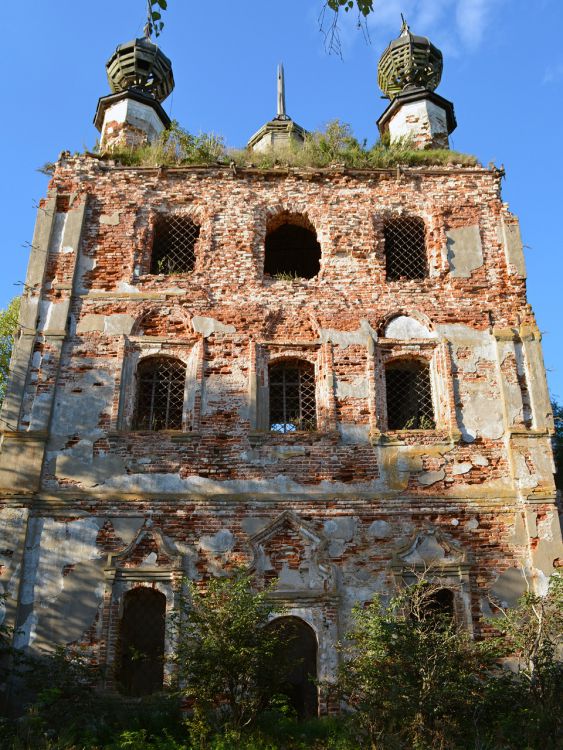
{"left": 103, "top": 120, "right": 477, "bottom": 170}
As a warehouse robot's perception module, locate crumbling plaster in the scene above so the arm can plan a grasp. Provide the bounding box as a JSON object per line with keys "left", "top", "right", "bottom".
{"left": 0, "top": 156, "right": 560, "bottom": 694}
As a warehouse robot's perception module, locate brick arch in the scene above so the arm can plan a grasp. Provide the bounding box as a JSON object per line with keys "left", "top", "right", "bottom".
{"left": 383, "top": 351, "right": 433, "bottom": 367}
{"left": 265, "top": 209, "right": 318, "bottom": 235}
{"left": 268, "top": 351, "right": 319, "bottom": 368}
{"left": 378, "top": 310, "right": 435, "bottom": 339}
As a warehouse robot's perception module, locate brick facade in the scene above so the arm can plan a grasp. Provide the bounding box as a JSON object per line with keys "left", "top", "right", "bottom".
{"left": 1, "top": 153, "right": 561, "bottom": 710}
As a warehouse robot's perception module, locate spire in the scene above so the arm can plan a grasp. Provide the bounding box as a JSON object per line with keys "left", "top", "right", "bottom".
{"left": 277, "top": 63, "right": 288, "bottom": 120}
{"left": 400, "top": 13, "right": 410, "bottom": 35}
{"left": 247, "top": 64, "right": 307, "bottom": 152}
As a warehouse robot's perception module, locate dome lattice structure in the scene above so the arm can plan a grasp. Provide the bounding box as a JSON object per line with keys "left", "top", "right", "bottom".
{"left": 106, "top": 37, "right": 174, "bottom": 103}
{"left": 378, "top": 21, "right": 443, "bottom": 100}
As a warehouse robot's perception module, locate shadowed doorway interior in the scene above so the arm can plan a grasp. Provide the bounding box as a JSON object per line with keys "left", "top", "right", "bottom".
{"left": 269, "top": 616, "right": 318, "bottom": 718}
{"left": 115, "top": 587, "right": 166, "bottom": 696}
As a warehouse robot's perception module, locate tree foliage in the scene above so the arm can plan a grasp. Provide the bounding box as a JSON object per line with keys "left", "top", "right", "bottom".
{"left": 338, "top": 573, "right": 563, "bottom": 750}
{"left": 486, "top": 573, "right": 563, "bottom": 748}
{"left": 173, "top": 571, "right": 293, "bottom": 741}
{"left": 337, "top": 577, "right": 496, "bottom": 749}
{"left": 148, "top": 0, "right": 168, "bottom": 38}
{"left": 0, "top": 297, "right": 20, "bottom": 405}
{"left": 552, "top": 400, "right": 563, "bottom": 490}
{"left": 148, "top": 2, "right": 376, "bottom": 52}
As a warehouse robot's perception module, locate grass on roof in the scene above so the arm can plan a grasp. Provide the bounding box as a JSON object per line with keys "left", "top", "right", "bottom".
{"left": 101, "top": 120, "right": 478, "bottom": 170}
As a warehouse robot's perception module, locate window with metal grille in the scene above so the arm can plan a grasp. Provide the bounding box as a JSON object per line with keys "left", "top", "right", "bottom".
{"left": 133, "top": 357, "right": 186, "bottom": 431}
{"left": 150, "top": 215, "right": 200, "bottom": 274}
{"left": 385, "top": 359, "right": 435, "bottom": 430}
{"left": 384, "top": 217, "right": 427, "bottom": 280}
{"left": 264, "top": 217, "right": 321, "bottom": 279}
{"left": 269, "top": 360, "right": 317, "bottom": 433}
{"left": 115, "top": 587, "right": 166, "bottom": 697}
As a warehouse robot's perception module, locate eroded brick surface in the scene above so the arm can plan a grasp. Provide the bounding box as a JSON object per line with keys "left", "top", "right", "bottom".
{"left": 1, "top": 155, "right": 561, "bottom": 706}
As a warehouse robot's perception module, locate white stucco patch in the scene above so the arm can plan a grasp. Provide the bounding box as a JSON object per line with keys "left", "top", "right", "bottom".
{"left": 34, "top": 518, "right": 105, "bottom": 606}
{"left": 199, "top": 529, "right": 235, "bottom": 554}
{"left": 418, "top": 469, "right": 445, "bottom": 486}
{"left": 446, "top": 225, "right": 484, "bottom": 278}
{"left": 320, "top": 319, "right": 377, "bottom": 349}
{"left": 100, "top": 212, "right": 120, "bottom": 226}
{"left": 385, "top": 315, "right": 435, "bottom": 339}
{"left": 452, "top": 463, "right": 472, "bottom": 475}
{"left": 192, "top": 316, "right": 236, "bottom": 337}
{"left": 335, "top": 376, "right": 370, "bottom": 399}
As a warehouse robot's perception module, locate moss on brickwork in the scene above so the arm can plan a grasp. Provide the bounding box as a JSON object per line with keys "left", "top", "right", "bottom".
{"left": 103, "top": 120, "right": 477, "bottom": 169}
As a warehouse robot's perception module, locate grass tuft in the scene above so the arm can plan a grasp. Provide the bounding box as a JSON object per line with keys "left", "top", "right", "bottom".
{"left": 102, "top": 120, "right": 478, "bottom": 170}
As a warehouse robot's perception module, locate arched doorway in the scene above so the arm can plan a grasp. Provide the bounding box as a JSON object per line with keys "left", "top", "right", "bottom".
{"left": 268, "top": 616, "right": 318, "bottom": 718}
{"left": 115, "top": 587, "right": 166, "bottom": 696}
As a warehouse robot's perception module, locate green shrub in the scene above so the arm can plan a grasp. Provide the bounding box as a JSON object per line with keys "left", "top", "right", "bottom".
{"left": 172, "top": 571, "right": 294, "bottom": 740}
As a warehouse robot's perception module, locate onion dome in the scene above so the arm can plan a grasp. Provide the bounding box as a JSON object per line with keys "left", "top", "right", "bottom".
{"left": 378, "top": 18, "right": 443, "bottom": 100}
{"left": 106, "top": 36, "right": 174, "bottom": 103}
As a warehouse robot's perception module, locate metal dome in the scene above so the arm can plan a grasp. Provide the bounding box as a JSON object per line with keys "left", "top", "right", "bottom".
{"left": 378, "top": 20, "right": 443, "bottom": 100}
{"left": 106, "top": 37, "right": 174, "bottom": 103}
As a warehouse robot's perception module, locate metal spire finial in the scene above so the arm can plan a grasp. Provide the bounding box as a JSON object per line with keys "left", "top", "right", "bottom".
{"left": 144, "top": 0, "right": 153, "bottom": 39}
{"left": 277, "top": 63, "right": 288, "bottom": 119}
{"left": 400, "top": 14, "right": 410, "bottom": 35}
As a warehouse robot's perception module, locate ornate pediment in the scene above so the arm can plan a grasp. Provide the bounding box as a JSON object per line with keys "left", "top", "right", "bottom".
{"left": 106, "top": 520, "right": 181, "bottom": 572}
{"left": 248, "top": 511, "right": 334, "bottom": 595}
{"left": 391, "top": 527, "right": 469, "bottom": 571}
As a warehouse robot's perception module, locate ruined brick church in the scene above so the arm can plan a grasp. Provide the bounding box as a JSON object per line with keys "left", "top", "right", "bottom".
{"left": 1, "top": 20, "right": 561, "bottom": 715}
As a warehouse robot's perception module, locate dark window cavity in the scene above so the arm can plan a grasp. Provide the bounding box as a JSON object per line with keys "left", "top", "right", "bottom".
{"left": 267, "top": 617, "right": 318, "bottom": 719}
{"left": 150, "top": 215, "right": 200, "bottom": 274}
{"left": 385, "top": 359, "right": 435, "bottom": 430}
{"left": 384, "top": 217, "right": 427, "bottom": 280}
{"left": 133, "top": 357, "right": 186, "bottom": 431}
{"left": 426, "top": 588, "right": 456, "bottom": 622}
{"left": 264, "top": 214, "right": 321, "bottom": 280}
{"left": 269, "top": 360, "right": 316, "bottom": 433}
{"left": 411, "top": 588, "right": 456, "bottom": 628}
{"left": 115, "top": 587, "right": 166, "bottom": 697}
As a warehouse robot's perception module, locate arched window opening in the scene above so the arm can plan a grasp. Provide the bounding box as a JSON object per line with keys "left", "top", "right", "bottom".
{"left": 384, "top": 217, "right": 427, "bottom": 280}
{"left": 115, "top": 588, "right": 166, "bottom": 697}
{"left": 385, "top": 359, "right": 435, "bottom": 430}
{"left": 267, "top": 617, "right": 318, "bottom": 719}
{"left": 269, "top": 360, "right": 316, "bottom": 433}
{"left": 133, "top": 357, "right": 186, "bottom": 431}
{"left": 264, "top": 215, "right": 321, "bottom": 280}
{"left": 150, "top": 215, "right": 200, "bottom": 275}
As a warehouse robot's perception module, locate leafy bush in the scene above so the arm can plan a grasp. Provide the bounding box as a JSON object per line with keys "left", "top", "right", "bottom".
{"left": 3, "top": 575, "right": 561, "bottom": 749}
{"left": 172, "top": 571, "right": 294, "bottom": 741}
{"left": 0, "top": 297, "right": 20, "bottom": 405}
{"left": 485, "top": 573, "right": 563, "bottom": 749}
{"left": 337, "top": 576, "right": 498, "bottom": 749}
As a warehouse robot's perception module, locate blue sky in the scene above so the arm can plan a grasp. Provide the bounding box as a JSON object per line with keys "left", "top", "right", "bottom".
{"left": 2, "top": 0, "right": 562, "bottom": 397}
